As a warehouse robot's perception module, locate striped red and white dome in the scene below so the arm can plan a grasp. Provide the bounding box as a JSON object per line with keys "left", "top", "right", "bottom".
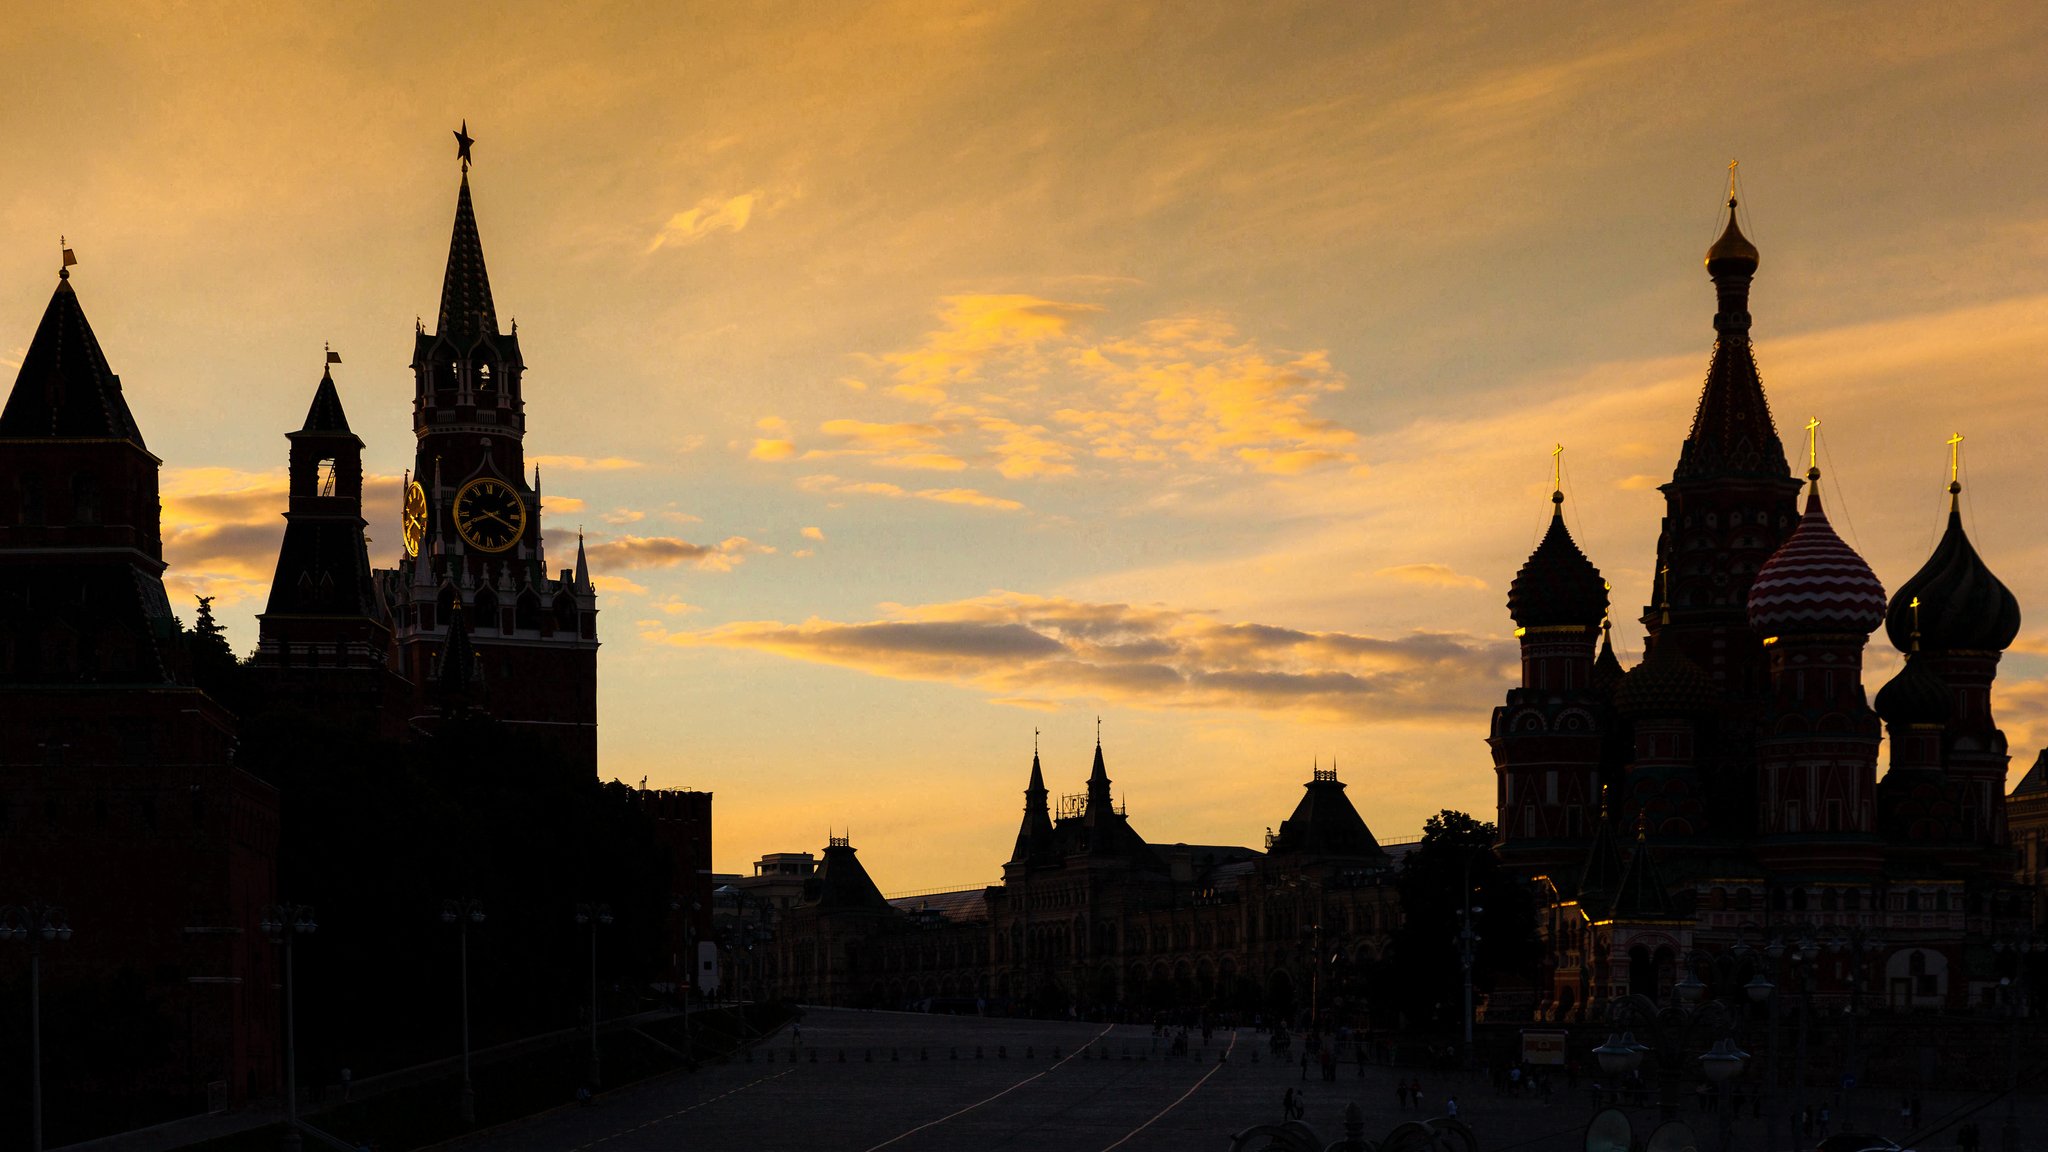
{"left": 1747, "top": 477, "right": 1887, "bottom": 636}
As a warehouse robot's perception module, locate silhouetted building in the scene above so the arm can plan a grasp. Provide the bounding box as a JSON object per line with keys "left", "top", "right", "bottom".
{"left": 756, "top": 743, "right": 1401, "bottom": 1021}
{"left": 1493, "top": 195, "right": 2028, "bottom": 1019}
{"left": 0, "top": 263, "right": 280, "bottom": 1116}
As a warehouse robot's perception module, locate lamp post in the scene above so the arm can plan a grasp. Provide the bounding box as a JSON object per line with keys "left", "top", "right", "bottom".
{"left": 1456, "top": 854, "right": 1482, "bottom": 1052}
{"left": 1742, "top": 938, "right": 1785, "bottom": 1152}
{"left": 1992, "top": 935, "right": 2039, "bottom": 1152}
{"left": 2, "top": 903, "right": 72, "bottom": 1152}
{"left": 260, "top": 904, "right": 318, "bottom": 1152}
{"left": 1603, "top": 980, "right": 1737, "bottom": 1121}
{"left": 574, "top": 902, "right": 612, "bottom": 1088}
{"left": 1824, "top": 927, "right": 1884, "bottom": 1131}
{"left": 440, "top": 899, "right": 484, "bottom": 1126}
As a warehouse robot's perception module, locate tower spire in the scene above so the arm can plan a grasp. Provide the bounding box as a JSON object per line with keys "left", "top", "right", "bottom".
{"left": 437, "top": 138, "right": 498, "bottom": 340}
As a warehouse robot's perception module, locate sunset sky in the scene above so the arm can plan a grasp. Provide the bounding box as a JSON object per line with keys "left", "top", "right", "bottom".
{"left": 7, "top": 2, "right": 2048, "bottom": 886}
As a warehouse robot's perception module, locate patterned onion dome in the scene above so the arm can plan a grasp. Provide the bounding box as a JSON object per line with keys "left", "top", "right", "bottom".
{"left": 1746, "top": 471, "right": 1887, "bottom": 636}
{"left": 1883, "top": 481, "right": 2021, "bottom": 653}
{"left": 1612, "top": 643, "right": 1718, "bottom": 717}
{"left": 1874, "top": 657, "right": 1950, "bottom": 729}
{"left": 1508, "top": 492, "right": 1608, "bottom": 630}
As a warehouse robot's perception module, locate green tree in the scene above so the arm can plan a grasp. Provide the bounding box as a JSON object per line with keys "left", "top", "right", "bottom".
{"left": 1375, "top": 809, "right": 1539, "bottom": 1031}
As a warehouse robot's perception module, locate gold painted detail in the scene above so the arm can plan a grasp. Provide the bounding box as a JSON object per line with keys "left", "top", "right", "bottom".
{"left": 452, "top": 476, "right": 527, "bottom": 553}
{"left": 402, "top": 481, "right": 428, "bottom": 558}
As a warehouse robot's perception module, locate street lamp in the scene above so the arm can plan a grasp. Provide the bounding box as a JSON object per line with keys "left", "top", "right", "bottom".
{"left": 260, "top": 903, "right": 318, "bottom": 1152}
{"left": 2, "top": 903, "right": 72, "bottom": 1152}
{"left": 440, "top": 899, "right": 484, "bottom": 1125}
{"left": 574, "top": 902, "right": 613, "bottom": 1087}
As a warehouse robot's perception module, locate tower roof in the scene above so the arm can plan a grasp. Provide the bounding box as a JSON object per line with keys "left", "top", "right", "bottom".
{"left": 0, "top": 269, "right": 145, "bottom": 445}
{"left": 1746, "top": 469, "right": 1887, "bottom": 636}
{"left": 1565, "top": 806, "right": 1627, "bottom": 912}
{"left": 1010, "top": 747, "right": 1054, "bottom": 865}
{"left": 300, "top": 365, "right": 353, "bottom": 434}
{"left": 1608, "top": 830, "right": 1683, "bottom": 921}
{"left": 436, "top": 172, "right": 499, "bottom": 340}
{"left": 1267, "top": 767, "right": 1387, "bottom": 860}
{"left": 1884, "top": 480, "right": 2021, "bottom": 653}
{"left": 1875, "top": 656, "right": 1950, "bottom": 730}
{"left": 2011, "top": 749, "right": 2048, "bottom": 798}
{"left": 1507, "top": 491, "right": 1607, "bottom": 631}
{"left": 1590, "top": 623, "right": 1626, "bottom": 698}
{"left": 808, "top": 839, "right": 894, "bottom": 914}
{"left": 1612, "top": 642, "right": 1717, "bottom": 716}
{"left": 1676, "top": 197, "right": 1788, "bottom": 483}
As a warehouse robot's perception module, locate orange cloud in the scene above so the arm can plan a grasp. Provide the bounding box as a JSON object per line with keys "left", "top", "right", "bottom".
{"left": 883, "top": 294, "right": 1103, "bottom": 404}
{"left": 797, "top": 474, "right": 1024, "bottom": 512}
{"left": 1376, "top": 563, "right": 1488, "bottom": 591}
{"left": 532, "top": 455, "right": 643, "bottom": 471}
{"left": 584, "top": 534, "right": 773, "bottom": 573}
{"left": 650, "top": 591, "right": 1510, "bottom": 722}
{"left": 647, "top": 190, "right": 781, "bottom": 251}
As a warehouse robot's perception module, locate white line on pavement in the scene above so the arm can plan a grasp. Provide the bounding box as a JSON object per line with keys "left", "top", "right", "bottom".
{"left": 569, "top": 1067, "right": 796, "bottom": 1151}
{"left": 1096, "top": 1030, "right": 1238, "bottom": 1152}
{"left": 858, "top": 1024, "right": 1117, "bottom": 1152}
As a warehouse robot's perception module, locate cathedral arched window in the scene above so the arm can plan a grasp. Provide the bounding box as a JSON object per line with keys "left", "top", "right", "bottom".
{"left": 553, "top": 592, "right": 577, "bottom": 635}
{"left": 473, "top": 588, "right": 498, "bottom": 630}
{"left": 516, "top": 588, "right": 541, "bottom": 631}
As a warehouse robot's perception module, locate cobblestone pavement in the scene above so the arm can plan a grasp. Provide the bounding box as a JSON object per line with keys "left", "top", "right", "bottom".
{"left": 441, "top": 1009, "right": 2028, "bottom": 1152}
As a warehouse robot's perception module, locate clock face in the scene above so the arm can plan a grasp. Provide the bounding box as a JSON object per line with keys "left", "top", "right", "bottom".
{"left": 452, "top": 477, "right": 528, "bottom": 553}
{"left": 402, "top": 481, "right": 428, "bottom": 558}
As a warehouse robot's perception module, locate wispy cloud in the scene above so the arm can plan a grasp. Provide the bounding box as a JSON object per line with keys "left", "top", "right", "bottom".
{"left": 647, "top": 189, "right": 785, "bottom": 252}
{"left": 796, "top": 473, "right": 1024, "bottom": 512}
{"left": 532, "top": 455, "right": 644, "bottom": 472}
{"left": 1376, "top": 563, "right": 1488, "bottom": 591}
{"left": 158, "top": 466, "right": 404, "bottom": 611}
{"left": 584, "top": 534, "right": 774, "bottom": 573}
{"left": 650, "top": 591, "right": 1510, "bottom": 721}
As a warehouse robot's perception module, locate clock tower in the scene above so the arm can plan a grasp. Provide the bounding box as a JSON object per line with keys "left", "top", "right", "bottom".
{"left": 378, "top": 127, "right": 600, "bottom": 774}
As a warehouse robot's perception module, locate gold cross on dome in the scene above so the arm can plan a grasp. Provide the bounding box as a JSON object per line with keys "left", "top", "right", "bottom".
{"left": 1804, "top": 417, "right": 1820, "bottom": 471}
{"left": 1552, "top": 443, "right": 1564, "bottom": 492}
{"left": 1947, "top": 432, "right": 1965, "bottom": 484}
{"left": 1910, "top": 595, "right": 1922, "bottom": 632}
{"left": 1727, "top": 159, "right": 1739, "bottom": 200}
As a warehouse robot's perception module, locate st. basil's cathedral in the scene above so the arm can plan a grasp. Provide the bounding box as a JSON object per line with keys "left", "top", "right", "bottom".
{"left": 1492, "top": 194, "right": 2030, "bottom": 1017}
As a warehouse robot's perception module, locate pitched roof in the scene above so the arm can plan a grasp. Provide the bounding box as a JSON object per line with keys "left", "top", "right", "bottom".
{"left": 1607, "top": 833, "right": 1685, "bottom": 922}
{"left": 1267, "top": 770, "right": 1387, "bottom": 860}
{"left": 2012, "top": 750, "right": 2048, "bottom": 798}
{"left": 436, "top": 173, "right": 499, "bottom": 340}
{"left": 0, "top": 272, "right": 145, "bottom": 444}
{"left": 299, "top": 366, "right": 353, "bottom": 434}
{"left": 809, "top": 841, "right": 895, "bottom": 914}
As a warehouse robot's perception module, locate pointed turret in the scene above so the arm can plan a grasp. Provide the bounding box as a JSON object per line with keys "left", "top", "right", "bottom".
{"left": 0, "top": 267, "right": 145, "bottom": 445}
{"left": 1607, "top": 828, "right": 1682, "bottom": 921}
{"left": 1677, "top": 196, "right": 1786, "bottom": 482}
{"left": 574, "top": 532, "right": 592, "bottom": 594}
{"left": 438, "top": 172, "right": 498, "bottom": 341}
{"left": 1010, "top": 743, "right": 1054, "bottom": 865}
{"left": 301, "top": 364, "right": 352, "bottom": 433}
{"left": 1565, "top": 802, "right": 1627, "bottom": 914}
{"left": 1086, "top": 733, "right": 1113, "bottom": 812}
{"left": 1267, "top": 765, "right": 1387, "bottom": 861}
{"left": 436, "top": 601, "right": 483, "bottom": 717}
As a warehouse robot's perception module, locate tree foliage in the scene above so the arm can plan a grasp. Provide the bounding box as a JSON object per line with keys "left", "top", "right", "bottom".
{"left": 1371, "top": 809, "right": 1540, "bottom": 1029}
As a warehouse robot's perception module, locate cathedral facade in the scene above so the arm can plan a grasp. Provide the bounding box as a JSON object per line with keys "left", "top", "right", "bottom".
{"left": 1491, "top": 195, "right": 2029, "bottom": 1019}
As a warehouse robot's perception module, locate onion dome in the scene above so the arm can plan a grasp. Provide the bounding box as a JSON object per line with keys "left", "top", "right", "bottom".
{"left": 1746, "top": 468, "right": 1887, "bottom": 636}
{"left": 1883, "top": 480, "right": 2022, "bottom": 653}
{"left": 1704, "top": 197, "right": 1759, "bottom": 277}
{"left": 1875, "top": 657, "right": 1949, "bottom": 729}
{"left": 1508, "top": 492, "right": 1608, "bottom": 630}
{"left": 1613, "top": 643, "right": 1717, "bottom": 716}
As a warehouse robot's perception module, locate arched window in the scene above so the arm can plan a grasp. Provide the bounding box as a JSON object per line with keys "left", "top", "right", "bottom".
{"left": 71, "top": 474, "right": 99, "bottom": 524}
{"left": 515, "top": 588, "right": 541, "bottom": 631}
{"left": 435, "top": 584, "right": 456, "bottom": 627}
{"left": 473, "top": 588, "right": 498, "bottom": 630}
{"left": 553, "top": 592, "right": 577, "bottom": 635}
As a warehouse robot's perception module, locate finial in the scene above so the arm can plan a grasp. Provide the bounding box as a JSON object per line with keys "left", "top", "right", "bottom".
{"left": 1909, "top": 595, "right": 1923, "bottom": 652}
{"left": 59, "top": 235, "right": 76, "bottom": 279}
{"left": 1726, "top": 158, "right": 1739, "bottom": 205}
{"left": 1033, "top": 727, "right": 1039, "bottom": 756}
{"left": 1947, "top": 432, "right": 1965, "bottom": 494}
{"left": 1551, "top": 443, "right": 1564, "bottom": 498}
{"left": 1095, "top": 715, "right": 1101, "bottom": 745}
{"left": 454, "top": 120, "right": 475, "bottom": 171}
{"left": 1636, "top": 812, "right": 1648, "bottom": 843}
{"left": 1657, "top": 562, "right": 1671, "bottom": 610}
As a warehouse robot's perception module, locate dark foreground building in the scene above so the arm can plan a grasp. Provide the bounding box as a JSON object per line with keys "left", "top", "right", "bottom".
{"left": 0, "top": 262, "right": 281, "bottom": 1118}
{"left": 1491, "top": 195, "right": 2032, "bottom": 1019}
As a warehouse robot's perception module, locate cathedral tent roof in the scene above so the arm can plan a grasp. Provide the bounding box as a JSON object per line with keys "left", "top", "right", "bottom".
{"left": 2011, "top": 750, "right": 2048, "bottom": 798}
{"left": 0, "top": 270, "right": 146, "bottom": 445}
{"left": 1675, "top": 198, "right": 1788, "bottom": 484}
{"left": 1607, "top": 833, "right": 1684, "bottom": 922}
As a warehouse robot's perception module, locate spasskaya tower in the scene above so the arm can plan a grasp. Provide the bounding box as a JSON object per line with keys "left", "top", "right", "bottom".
{"left": 377, "top": 124, "right": 599, "bottom": 772}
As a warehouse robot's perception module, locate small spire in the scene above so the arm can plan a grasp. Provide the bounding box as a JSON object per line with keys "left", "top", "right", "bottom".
{"left": 573, "top": 531, "right": 591, "bottom": 593}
